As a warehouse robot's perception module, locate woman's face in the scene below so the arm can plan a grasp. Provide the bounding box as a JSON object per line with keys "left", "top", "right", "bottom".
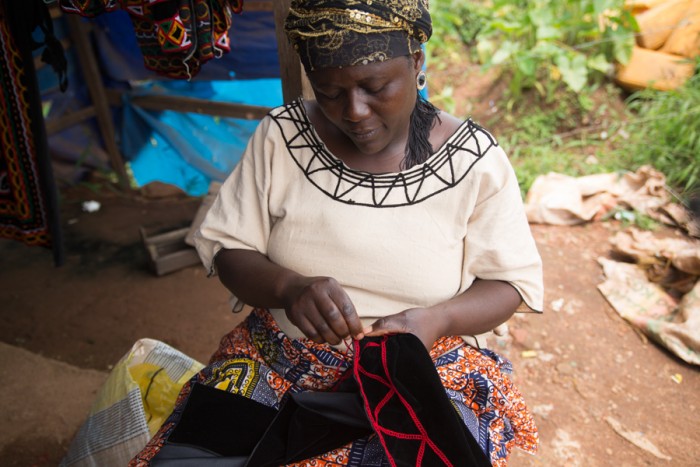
{"left": 307, "top": 53, "right": 423, "bottom": 157}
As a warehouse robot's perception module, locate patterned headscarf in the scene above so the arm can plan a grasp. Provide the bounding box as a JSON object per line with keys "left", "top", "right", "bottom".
{"left": 284, "top": 0, "right": 431, "bottom": 71}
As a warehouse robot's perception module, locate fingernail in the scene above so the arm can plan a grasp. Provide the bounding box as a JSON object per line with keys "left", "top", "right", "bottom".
{"left": 355, "top": 333, "right": 364, "bottom": 340}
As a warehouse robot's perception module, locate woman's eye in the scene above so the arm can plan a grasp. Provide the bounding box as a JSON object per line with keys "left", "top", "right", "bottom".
{"left": 319, "top": 91, "right": 340, "bottom": 100}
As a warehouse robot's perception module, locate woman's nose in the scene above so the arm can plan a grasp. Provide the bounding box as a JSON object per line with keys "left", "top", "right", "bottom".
{"left": 343, "top": 90, "right": 370, "bottom": 122}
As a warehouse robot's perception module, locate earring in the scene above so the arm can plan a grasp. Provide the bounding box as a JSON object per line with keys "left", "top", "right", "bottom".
{"left": 416, "top": 70, "right": 427, "bottom": 91}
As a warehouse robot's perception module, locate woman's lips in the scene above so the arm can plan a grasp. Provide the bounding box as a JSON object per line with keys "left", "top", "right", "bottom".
{"left": 349, "top": 127, "right": 379, "bottom": 141}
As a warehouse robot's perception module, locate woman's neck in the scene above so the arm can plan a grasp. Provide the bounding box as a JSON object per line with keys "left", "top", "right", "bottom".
{"left": 303, "top": 99, "right": 462, "bottom": 174}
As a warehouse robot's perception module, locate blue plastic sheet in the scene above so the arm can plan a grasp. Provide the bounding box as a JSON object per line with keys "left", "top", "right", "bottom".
{"left": 122, "top": 79, "right": 283, "bottom": 196}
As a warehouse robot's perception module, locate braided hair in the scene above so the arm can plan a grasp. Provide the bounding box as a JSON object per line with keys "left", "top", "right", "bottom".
{"left": 402, "top": 94, "right": 441, "bottom": 170}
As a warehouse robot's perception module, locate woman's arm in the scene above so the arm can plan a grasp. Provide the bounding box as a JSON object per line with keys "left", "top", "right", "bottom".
{"left": 215, "top": 248, "right": 365, "bottom": 344}
{"left": 365, "top": 279, "right": 521, "bottom": 349}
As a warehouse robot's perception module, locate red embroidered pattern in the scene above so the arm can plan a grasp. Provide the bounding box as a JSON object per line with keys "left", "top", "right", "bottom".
{"left": 353, "top": 337, "right": 452, "bottom": 467}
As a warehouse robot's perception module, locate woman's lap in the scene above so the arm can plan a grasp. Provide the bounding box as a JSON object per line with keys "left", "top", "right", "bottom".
{"left": 129, "top": 309, "right": 537, "bottom": 467}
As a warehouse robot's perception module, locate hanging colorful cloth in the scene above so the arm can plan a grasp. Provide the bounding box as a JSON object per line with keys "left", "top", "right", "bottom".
{"left": 59, "top": 0, "right": 243, "bottom": 79}
{"left": 59, "top": 0, "right": 121, "bottom": 17}
{"left": 0, "top": 0, "right": 64, "bottom": 264}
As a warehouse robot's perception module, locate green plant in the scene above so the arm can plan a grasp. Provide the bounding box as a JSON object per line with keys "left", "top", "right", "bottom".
{"left": 474, "top": 0, "right": 637, "bottom": 99}
{"left": 429, "top": 84, "right": 457, "bottom": 114}
{"left": 492, "top": 85, "right": 633, "bottom": 195}
{"left": 602, "top": 207, "right": 660, "bottom": 230}
{"left": 429, "top": 0, "right": 489, "bottom": 67}
{"left": 615, "top": 69, "right": 700, "bottom": 193}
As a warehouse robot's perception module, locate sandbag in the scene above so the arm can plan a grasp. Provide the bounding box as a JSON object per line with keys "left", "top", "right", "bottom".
{"left": 660, "top": 0, "right": 700, "bottom": 57}
{"left": 636, "top": 0, "right": 692, "bottom": 49}
{"left": 615, "top": 45, "right": 695, "bottom": 90}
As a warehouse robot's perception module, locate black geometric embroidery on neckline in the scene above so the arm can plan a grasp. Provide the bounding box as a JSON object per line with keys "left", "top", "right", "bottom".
{"left": 271, "top": 99, "right": 497, "bottom": 208}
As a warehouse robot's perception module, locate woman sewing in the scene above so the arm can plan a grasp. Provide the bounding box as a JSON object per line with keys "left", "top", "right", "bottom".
{"left": 130, "top": 0, "right": 543, "bottom": 465}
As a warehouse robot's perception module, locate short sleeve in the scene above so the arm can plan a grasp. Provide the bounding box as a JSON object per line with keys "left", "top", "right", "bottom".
{"left": 461, "top": 146, "right": 544, "bottom": 312}
{"left": 193, "top": 116, "right": 276, "bottom": 274}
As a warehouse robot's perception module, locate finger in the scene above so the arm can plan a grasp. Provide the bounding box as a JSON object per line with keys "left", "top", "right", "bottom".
{"left": 287, "top": 302, "right": 337, "bottom": 344}
{"left": 312, "top": 297, "right": 350, "bottom": 345}
{"left": 365, "top": 316, "right": 408, "bottom": 336}
{"left": 306, "top": 306, "right": 344, "bottom": 345}
{"left": 294, "top": 314, "right": 326, "bottom": 344}
{"left": 326, "top": 287, "right": 364, "bottom": 339}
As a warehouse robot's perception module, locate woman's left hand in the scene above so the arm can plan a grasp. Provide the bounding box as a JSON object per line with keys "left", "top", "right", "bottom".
{"left": 364, "top": 280, "right": 521, "bottom": 350}
{"left": 364, "top": 308, "right": 443, "bottom": 350}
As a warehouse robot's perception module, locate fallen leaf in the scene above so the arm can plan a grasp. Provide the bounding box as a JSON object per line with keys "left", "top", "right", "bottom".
{"left": 605, "top": 416, "right": 671, "bottom": 461}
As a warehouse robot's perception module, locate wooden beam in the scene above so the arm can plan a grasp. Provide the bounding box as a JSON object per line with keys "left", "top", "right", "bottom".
{"left": 244, "top": 0, "right": 273, "bottom": 12}
{"left": 45, "top": 106, "right": 96, "bottom": 135}
{"left": 65, "top": 14, "right": 130, "bottom": 190}
{"left": 272, "top": 0, "right": 313, "bottom": 103}
{"left": 116, "top": 92, "right": 271, "bottom": 120}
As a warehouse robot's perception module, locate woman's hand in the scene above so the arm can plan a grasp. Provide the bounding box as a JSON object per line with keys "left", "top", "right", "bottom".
{"left": 364, "top": 308, "right": 442, "bottom": 350}
{"left": 364, "top": 279, "right": 522, "bottom": 350}
{"left": 216, "top": 249, "right": 364, "bottom": 345}
{"left": 283, "top": 276, "right": 365, "bottom": 345}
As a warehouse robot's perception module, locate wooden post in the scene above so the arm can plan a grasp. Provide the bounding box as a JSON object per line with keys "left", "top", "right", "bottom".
{"left": 65, "top": 14, "right": 130, "bottom": 190}
{"left": 272, "top": 0, "right": 314, "bottom": 103}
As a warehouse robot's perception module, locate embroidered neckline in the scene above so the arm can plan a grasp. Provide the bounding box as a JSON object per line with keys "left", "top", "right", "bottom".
{"left": 271, "top": 99, "right": 498, "bottom": 207}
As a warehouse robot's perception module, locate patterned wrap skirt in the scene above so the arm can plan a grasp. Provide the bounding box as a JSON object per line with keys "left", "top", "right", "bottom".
{"left": 129, "top": 309, "right": 538, "bottom": 466}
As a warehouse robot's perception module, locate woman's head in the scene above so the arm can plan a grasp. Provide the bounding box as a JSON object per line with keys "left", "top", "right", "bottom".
{"left": 306, "top": 53, "right": 424, "bottom": 157}
{"left": 284, "top": 0, "right": 431, "bottom": 72}
{"left": 285, "top": 0, "right": 439, "bottom": 168}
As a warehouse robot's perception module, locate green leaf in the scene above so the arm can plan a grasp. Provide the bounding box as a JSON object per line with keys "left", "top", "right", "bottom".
{"left": 491, "top": 40, "right": 520, "bottom": 65}
{"left": 556, "top": 53, "right": 588, "bottom": 92}
{"left": 476, "top": 38, "right": 496, "bottom": 64}
{"left": 536, "top": 25, "right": 561, "bottom": 41}
{"left": 528, "top": 8, "right": 554, "bottom": 27}
{"left": 609, "top": 28, "right": 635, "bottom": 64}
{"left": 587, "top": 53, "right": 612, "bottom": 74}
{"left": 489, "top": 20, "right": 524, "bottom": 33}
{"left": 593, "top": 0, "right": 618, "bottom": 15}
{"left": 516, "top": 55, "right": 538, "bottom": 77}
{"left": 532, "top": 41, "right": 563, "bottom": 58}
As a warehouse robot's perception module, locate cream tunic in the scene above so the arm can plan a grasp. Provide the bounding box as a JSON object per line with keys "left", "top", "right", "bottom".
{"left": 195, "top": 99, "right": 543, "bottom": 340}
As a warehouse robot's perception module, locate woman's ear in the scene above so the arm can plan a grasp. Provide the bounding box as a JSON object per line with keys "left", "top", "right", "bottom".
{"left": 412, "top": 49, "right": 425, "bottom": 73}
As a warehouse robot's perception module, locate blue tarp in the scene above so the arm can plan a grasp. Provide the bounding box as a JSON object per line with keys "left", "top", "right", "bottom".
{"left": 100, "top": 6, "right": 283, "bottom": 196}
{"left": 40, "top": 2, "right": 428, "bottom": 196}
{"left": 39, "top": 4, "right": 282, "bottom": 195}
{"left": 123, "top": 79, "right": 282, "bottom": 196}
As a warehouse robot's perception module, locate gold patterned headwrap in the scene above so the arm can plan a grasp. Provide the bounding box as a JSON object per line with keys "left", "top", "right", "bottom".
{"left": 284, "top": 0, "right": 431, "bottom": 71}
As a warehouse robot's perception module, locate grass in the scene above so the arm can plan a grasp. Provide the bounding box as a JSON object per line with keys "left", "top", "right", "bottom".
{"left": 467, "top": 68, "right": 700, "bottom": 204}
{"left": 481, "top": 85, "right": 631, "bottom": 195}
{"left": 614, "top": 71, "right": 700, "bottom": 195}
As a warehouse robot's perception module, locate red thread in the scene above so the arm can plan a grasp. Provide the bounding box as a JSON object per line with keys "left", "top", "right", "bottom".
{"left": 353, "top": 336, "right": 454, "bottom": 467}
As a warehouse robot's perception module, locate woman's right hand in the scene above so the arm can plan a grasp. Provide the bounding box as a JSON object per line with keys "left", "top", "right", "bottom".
{"left": 283, "top": 275, "right": 364, "bottom": 345}
{"left": 215, "top": 249, "right": 364, "bottom": 345}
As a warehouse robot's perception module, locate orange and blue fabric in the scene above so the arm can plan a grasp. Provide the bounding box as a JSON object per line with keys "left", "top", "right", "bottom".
{"left": 130, "top": 308, "right": 538, "bottom": 466}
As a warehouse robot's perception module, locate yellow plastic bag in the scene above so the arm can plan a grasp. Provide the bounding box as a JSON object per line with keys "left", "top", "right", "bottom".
{"left": 61, "top": 339, "right": 204, "bottom": 467}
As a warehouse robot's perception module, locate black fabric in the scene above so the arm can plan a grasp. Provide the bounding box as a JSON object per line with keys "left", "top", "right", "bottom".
{"left": 153, "top": 334, "right": 491, "bottom": 466}
{"left": 167, "top": 383, "right": 278, "bottom": 457}
{"left": 30, "top": 0, "right": 68, "bottom": 92}
{"left": 152, "top": 444, "right": 247, "bottom": 467}
{"left": 354, "top": 334, "right": 492, "bottom": 466}
{"left": 246, "top": 391, "right": 372, "bottom": 466}
{"left": 157, "top": 383, "right": 372, "bottom": 466}
{"left": 284, "top": 0, "right": 431, "bottom": 71}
